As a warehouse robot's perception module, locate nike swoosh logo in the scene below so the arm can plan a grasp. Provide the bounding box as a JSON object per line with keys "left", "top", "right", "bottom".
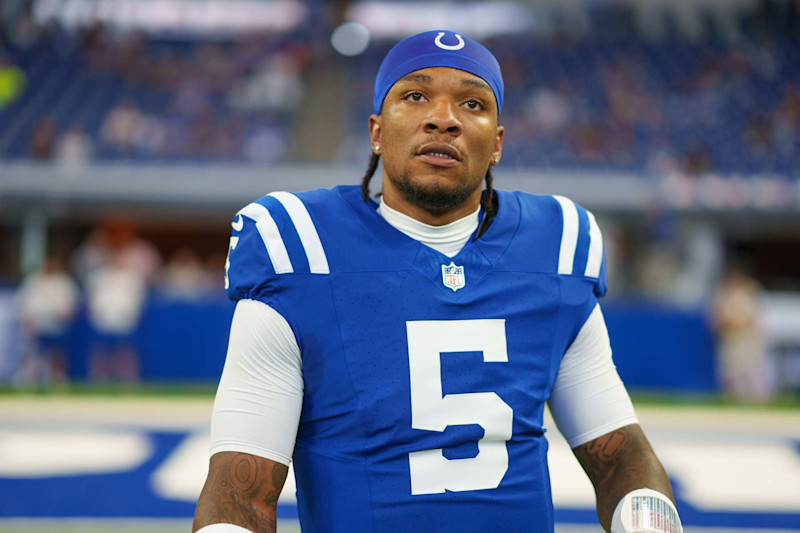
{"left": 231, "top": 215, "right": 244, "bottom": 232}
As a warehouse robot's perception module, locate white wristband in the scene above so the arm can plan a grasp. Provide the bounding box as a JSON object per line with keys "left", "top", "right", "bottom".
{"left": 196, "top": 525, "right": 254, "bottom": 533}
{"left": 611, "top": 488, "right": 683, "bottom": 533}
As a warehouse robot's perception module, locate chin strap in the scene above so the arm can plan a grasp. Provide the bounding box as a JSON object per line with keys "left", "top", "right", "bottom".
{"left": 611, "top": 488, "right": 683, "bottom": 533}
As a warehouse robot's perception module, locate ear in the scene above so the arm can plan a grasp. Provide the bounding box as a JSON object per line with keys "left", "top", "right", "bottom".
{"left": 368, "top": 114, "right": 382, "bottom": 155}
{"left": 491, "top": 125, "right": 504, "bottom": 165}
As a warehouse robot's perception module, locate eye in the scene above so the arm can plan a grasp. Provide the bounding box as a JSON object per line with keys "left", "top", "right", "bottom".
{"left": 405, "top": 92, "right": 426, "bottom": 102}
{"left": 464, "top": 100, "right": 483, "bottom": 110}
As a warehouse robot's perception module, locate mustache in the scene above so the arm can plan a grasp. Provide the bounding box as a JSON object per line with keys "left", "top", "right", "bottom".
{"left": 410, "top": 138, "right": 461, "bottom": 154}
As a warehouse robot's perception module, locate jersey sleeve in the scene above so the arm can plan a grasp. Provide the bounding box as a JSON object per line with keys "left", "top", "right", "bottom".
{"left": 225, "top": 201, "right": 280, "bottom": 302}
{"left": 552, "top": 195, "right": 608, "bottom": 299}
{"left": 224, "top": 192, "right": 330, "bottom": 302}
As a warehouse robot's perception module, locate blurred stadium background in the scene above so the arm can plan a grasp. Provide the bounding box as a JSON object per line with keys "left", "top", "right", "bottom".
{"left": 1, "top": 0, "right": 800, "bottom": 531}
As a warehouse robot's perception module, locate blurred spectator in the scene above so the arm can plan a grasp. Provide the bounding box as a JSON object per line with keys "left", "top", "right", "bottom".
{"left": 671, "top": 223, "right": 724, "bottom": 307}
{"left": 55, "top": 124, "right": 93, "bottom": 169}
{"left": 242, "top": 123, "right": 287, "bottom": 163}
{"left": 159, "top": 248, "right": 213, "bottom": 300}
{"left": 16, "top": 256, "right": 80, "bottom": 387}
{"left": 227, "top": 52, "right": 305, "bottom": 112}
{"left": 645, "top": 139, "right": 681, "bottom": 174}
{"left": 100, "top": 100, "right": 144, "bottom": 152}
{"left": 70, "top": 221, "right": 162, "bottom": 382}
{"left": 712, "top": 265, "right": 773, "bottom": 404}
{"left": 633, "top": 209, "right": 682, "bottom": 300}
{"left": 73, "top": 221, "right": 161, "bottom": 285}
{"left": 85, "top": 251, "right": 147, "bottom": 382}
{"left": 0, "top": 52, "right": 25, "bottom": 108}
{"left": 71, "top": 227, "right": 111, "bottom": 283}
{"left": 635, "top": 244, "right": 681, "bottom": 300}
{"left": 29, "top": 118, "right": 55, "bottom": 160}
{"left": 523, "top": 88, "right": 570, "bottom": 135}
{"left": 105, "top": 219, "right": 162, "bottom": 282}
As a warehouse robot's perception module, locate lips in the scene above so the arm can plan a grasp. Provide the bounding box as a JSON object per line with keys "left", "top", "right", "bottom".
{"left": 417, "top": 143, "right": 461, "bottom": 167}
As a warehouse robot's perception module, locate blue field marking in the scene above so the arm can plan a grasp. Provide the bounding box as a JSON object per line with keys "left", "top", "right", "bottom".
{"left": 1, "top": 423, "right": 799, "bottom": 529}
{"left": 277, "top": 504, "right": 299, "bottom": 520}
{"left": 0, "top": 432, "right": 194, "bottom": 518}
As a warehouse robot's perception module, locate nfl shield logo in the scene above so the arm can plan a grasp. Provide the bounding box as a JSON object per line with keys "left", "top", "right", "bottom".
{"left": 441, "top": 262, "right": 466, "bottom": 292}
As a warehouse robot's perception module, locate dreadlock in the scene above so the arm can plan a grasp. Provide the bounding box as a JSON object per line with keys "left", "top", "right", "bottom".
{"left": 359, "top": 152, "right": 498, "bottom": 240}
{"left": 474, "top": 166, "right": 496, "bottom": 240}
{"left": 361, "top": 152, "right": 381, "bottom": 203}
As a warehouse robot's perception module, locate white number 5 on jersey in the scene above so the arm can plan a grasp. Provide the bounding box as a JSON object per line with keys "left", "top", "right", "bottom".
{"left": 406, "top": 319, "right": 513, "bottom": 495}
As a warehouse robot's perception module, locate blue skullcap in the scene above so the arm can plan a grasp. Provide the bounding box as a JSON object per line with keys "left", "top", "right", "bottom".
{"left": 373, "top": 30, "right": 504, "bottom": 115}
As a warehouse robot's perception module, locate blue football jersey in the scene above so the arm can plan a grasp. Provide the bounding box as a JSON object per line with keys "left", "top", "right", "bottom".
{"left": 225, "top": 185, "right": 606, "bottom": 533}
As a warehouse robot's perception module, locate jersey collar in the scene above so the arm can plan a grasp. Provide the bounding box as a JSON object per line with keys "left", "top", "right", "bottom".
{"left": 338, "top": 185, "right": 521, "bottom": 269}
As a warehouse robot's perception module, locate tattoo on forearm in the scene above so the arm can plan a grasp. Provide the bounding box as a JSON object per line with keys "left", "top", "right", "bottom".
{"left": 575, "top": 427, "right": 631, "bottom": 486}
{"left": 573, "top": 424, "right": 674, "bottom": 531}
{"left": 194, "top": 453, "right": 289, "bottom": 533}
{"left": 269, "top": 462, "right": 285, "bottom": 504}
{"left": 230, "top": 454, "right": 258, "bottom": 491}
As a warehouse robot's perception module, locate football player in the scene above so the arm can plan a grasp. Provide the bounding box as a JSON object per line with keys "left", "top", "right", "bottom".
{"left": 193, "top": 30, "right": 683, "bottom": 533}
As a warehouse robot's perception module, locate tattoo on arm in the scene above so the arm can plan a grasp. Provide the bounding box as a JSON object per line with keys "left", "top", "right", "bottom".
{"left": 575, "top": 426, "right": 631, "bottom": 486}
{"left": 573, "top": 424, "right": 674, "bottom": 532}
{"left": 193, "top": 452, "right": 289, "bottom": 533}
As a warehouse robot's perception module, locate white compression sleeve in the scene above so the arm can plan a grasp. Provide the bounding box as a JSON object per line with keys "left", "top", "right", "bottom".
{"left": 209, "top": 299, "right": 303, "bottom": 465}
{"left": 548, "top": 304, "right": 638, "bottom": 448}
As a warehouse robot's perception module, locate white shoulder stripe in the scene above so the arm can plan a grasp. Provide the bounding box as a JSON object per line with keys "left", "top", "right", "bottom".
{"left": 553, "top": 195, "right": 579, "bottom": 275}
{"left": 238, "top": 202, "right": 294, "bottom": 274}
{"left": 268, "top": 191, "right": 330, "bottom": 274}
{"left": 584, "top": 210, "right": 603, "bottom": 278}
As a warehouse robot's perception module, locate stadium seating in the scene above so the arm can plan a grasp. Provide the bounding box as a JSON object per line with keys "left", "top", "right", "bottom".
{"left": 1, "top": 4, "right": 799, "bottom": 175}
{"left": 0, "top": 20, "right": 309, "bottom": 163}
{"left": 344, "top": 33, "right": 800, "bottom": 175}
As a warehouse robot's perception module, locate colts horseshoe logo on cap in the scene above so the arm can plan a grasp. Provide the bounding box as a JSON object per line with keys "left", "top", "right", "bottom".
{"left": 434, "top": 32, "right": 465, "bottom": 51}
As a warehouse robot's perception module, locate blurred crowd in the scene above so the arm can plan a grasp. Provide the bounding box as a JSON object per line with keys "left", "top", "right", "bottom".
{"left": 1, "top": 7, "right": 310, "bottom": 163}
{"left": 341, "top": 6, "right": 800, "bottom": 176}
{"left": 499, "top": 43, "right": 800, "bottom": 175}
{"left": 15, "top": 220, "right": 226, "bottom": 387}
{"left": 1, "top": 2, "right": 798, "bottom": 174}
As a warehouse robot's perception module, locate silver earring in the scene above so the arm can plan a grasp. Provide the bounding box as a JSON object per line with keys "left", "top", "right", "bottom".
{"left": 374, "top": 145, "right": 380, "bottom": 151}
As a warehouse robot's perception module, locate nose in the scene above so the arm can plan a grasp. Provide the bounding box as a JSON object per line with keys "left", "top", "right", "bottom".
{"left": 424, "top": 100, "right": 461, "bottom": 135}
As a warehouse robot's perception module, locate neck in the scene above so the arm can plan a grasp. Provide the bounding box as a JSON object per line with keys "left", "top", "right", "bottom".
{"left": 380, "top": 177, "right": 483, "bottom": 226}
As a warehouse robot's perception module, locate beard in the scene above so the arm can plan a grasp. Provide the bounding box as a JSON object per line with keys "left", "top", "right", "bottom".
{"left": 390, "top": 169, "right": 484, "bottom": 216}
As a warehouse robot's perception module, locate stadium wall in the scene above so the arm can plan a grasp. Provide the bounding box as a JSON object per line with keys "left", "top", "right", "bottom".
{"left": 0, "top": 290, "right": 718, "bottom": 392}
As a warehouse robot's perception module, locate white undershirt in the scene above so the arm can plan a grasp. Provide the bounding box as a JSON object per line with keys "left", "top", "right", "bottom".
{"left": 210, "top": 206, "right": 638, "bottom": 463}
{"left": 377, "top": 198, "right": 480, "bottom": 257}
